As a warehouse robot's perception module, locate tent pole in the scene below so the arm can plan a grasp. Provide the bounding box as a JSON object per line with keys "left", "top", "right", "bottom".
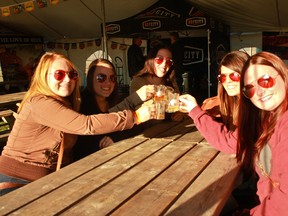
{"left": 101, "top": 0, "right": 108, "bottom": 59}
{"left": 207, "top": 29, "right": 211, "bottom": 98}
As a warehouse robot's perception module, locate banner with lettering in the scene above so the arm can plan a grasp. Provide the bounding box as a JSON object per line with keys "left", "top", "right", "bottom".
{"left": 0, "top": 36, "right": 43, "bottom": 44}
{"left": 105, "top": 0, "right": 227, "bottom": 37}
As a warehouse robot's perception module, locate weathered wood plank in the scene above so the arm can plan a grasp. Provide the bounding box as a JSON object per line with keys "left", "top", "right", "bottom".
{"left": 0, "top": 91, "right": 26, "bottom": 107}
{"left": 0, "top": 137, "right": 147, "bottom": 215}
{"left": 153, "top": 118, "right": 196, "bottom": 141}
{"left": 1, "top": 138, "right": 172, "bottom": 215}
{"left": 164, "top": 152, "right": 241, "bottom": 216}
{"left": 135, "top": 120, "right": 180, "bottom": 139}
{"left": 110, "top": 144, "right": 218, "bottom": 216}
{"left": 59, "top": 141, "right": 198, "bottom": 215}
{"left": 0, "top": 109, "right": 13, "bottom": 117}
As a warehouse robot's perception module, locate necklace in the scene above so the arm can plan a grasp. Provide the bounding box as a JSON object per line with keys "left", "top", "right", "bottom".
{"left": 256, "top": 160, "right": 279, "bottom": 188}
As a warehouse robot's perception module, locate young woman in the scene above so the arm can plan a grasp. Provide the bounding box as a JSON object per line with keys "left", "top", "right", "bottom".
{"left": 0, "top": 52, "right": 153, "bottom": 195}
{"left": 201, "top": 51, "right": 250, "bottom": 130}
{"left": 130, "top": 43, "right": 179, "bottom": 94}
{"left": 130, "top": 43, "right": 186, "bottom": 122}
{"left": 178, "top": 51, "right": 259, "bottom": 212}
{"left": 73, "top": 58, "right": 155, "bottom": 161}
{"left": 179, "top": 51, "right": 249, "bottom": 151}
{"left": 180, "top": 51, "right": 288, "bottom": 215}
{"left": 237, "top": 52, "right": 288, "bottom": 215}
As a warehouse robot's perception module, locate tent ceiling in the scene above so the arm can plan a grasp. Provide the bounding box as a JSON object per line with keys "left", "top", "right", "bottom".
{"left": 0, "top": 0, "right": 287, "bottom": 42}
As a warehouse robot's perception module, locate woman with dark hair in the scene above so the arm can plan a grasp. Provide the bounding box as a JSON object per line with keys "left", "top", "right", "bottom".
{"left": 130, "top": 43, "right": 186, "bottom": 122}
{"left": 73, "top": 59, "right": 155, "bottom": 161}
{"left": 130, "top": 43, "right": 179, "bottom": 94}
{"left": 180, "top": 51, "right": 288, "bottom": 215}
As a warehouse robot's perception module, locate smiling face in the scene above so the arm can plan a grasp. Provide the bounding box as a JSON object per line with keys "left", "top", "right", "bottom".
{"left": 220, "top": 65, "right": 241, "bottom": 96}
{"left": 244, "top": 65, "right": 286, "bottom": 111}
{"left": 47, "top": 58, "right": 76, "bottom": 97}
{"left": 93, "top": 62, "right": 116, "bottom": 98}
{"left": 154, "top": 48, "right": 173, "bottom": 78}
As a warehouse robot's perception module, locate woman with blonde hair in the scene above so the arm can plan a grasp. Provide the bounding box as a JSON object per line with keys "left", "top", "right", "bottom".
{"left": 0, "top": 52, "right": 153, "bottom": 196}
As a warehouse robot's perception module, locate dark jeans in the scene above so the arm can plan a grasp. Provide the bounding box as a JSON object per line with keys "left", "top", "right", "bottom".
{"left": 0, "top": 173, "right": 30, "bottom": 196}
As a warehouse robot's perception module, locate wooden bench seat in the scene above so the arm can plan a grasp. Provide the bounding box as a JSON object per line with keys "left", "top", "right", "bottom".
{"left": 0, "top": 109, "right": 16, "bottom": 142}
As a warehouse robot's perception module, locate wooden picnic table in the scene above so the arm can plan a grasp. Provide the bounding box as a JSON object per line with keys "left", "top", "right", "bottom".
{"left": 0, "top": 91, "right": 26, "bottom": 108}
{"left": 0, "top": 118, "right": 241, "bottom": 216}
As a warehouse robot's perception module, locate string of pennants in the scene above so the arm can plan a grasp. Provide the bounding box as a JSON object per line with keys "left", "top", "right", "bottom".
{"left": 0, "top": 0, "right": 59, "bottom": 17}
{"left": 45, "top": 39, "right": 128, "bottom": 51}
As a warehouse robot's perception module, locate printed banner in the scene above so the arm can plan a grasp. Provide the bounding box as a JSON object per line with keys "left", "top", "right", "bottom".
{"left": 1, "top": 7, "right": 10, "bottom": 17}
{"left": 0, "top": 36, "right": 43, "bottom": 44}
{"left": 36, "top": 0, "right": 48, "bottom": 8}
{"left": 24, "top": 1, "right": 35, "bottom": 12}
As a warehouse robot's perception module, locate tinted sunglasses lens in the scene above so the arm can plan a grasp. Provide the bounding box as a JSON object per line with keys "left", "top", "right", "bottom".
{"left": 96, "top": 74, "right": 106, "bottom": 83}
{"left": 243, "top": 84, "right": 255, "bottom": 98}
{"left": 230, "top": 72, "right": 241, "bottom": 82}
{"left": 166, "top": 59, "right": 173, "bottom": 67}
{"left": 155, "top": 57, "right": 164, "bottom": 65}
{"left": 218, "top": 74, "right": 226, "bottom": 83}
{"left": 258, "top": 75, "right": 275, "bottom": 88}
{"left": 68, "top": 71, "right": 78, "bottom": 80}
{"left": 110, "top": 75, "right": 116, "bottom": 83}
{"left": 54, "top": 70, "right": 66, "bottom": 81}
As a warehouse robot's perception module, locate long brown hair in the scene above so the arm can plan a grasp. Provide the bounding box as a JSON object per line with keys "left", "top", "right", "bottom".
{"left": 218, "top": 51, "right": 249, "bottom": 130}
{"left": 134, "top": 43, "right": 177, "bottom": 90}
{"left": 237, "top": 52, "right": 288, "bottom": 172}
{"left": 18, "top": 52, "right": 81, "bottom": 112}
{"left": 85, "top": 58, "right": 119, "bottom": 107}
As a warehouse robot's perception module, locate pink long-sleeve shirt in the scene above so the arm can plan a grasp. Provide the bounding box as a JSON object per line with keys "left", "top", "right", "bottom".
{"left": 1, "top": 95, "right": 136, "bottom": 177}
{"left": 189, "top": 106, "right": 288, "bottom": 216}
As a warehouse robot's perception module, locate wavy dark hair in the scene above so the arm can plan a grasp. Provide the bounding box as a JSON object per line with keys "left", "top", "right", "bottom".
{"left": 217, "top": 51, "right": 249, "bottom": 130}
{"left": 83, "top": 58, "right": 119, "bottom": 108}
{"left": 134, "top": 43, "right": 175, "bottom": 86}
{"left": 237, "top": 52, "right": 288, "bottom": 172}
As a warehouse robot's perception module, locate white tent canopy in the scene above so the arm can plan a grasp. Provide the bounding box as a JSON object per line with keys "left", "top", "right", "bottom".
{"left": 0, "top": 0, "right": 287, "bottom": 42}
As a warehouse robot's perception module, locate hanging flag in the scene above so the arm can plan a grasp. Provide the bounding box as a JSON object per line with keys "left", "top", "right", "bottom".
{"left": 24, "top": 1, "right": 35, "bottom": 12}
{"left": 64, "top": 43, "right": 70, "bottom": 50}
{"left": 1, "top": 7, "right": 11, "bottom": 17}
{"left": 71, "top": 43, "right": 77, "bottom": 49}
{"left": 36, "top": 0, "right": 48, "bottom": 8}
{"left": 50, "top": 0, "right": 60, "bottom": 5}
{"left": 119, "top": 44, "right": 127, "bottom": 51}
{"left": 111, "top": 42, "right": 117, "bottom": 50}
{"left": 79, "top": 42, "right": 85, "bottom": 49}
{"left": 12, "top": 5, "right": 24, "bottom": 14}
{"left": 95, "top": 39, "right": 101, "bottom": 46}
{"left": 86, "top": 41, "right": 93, "bottom": 47}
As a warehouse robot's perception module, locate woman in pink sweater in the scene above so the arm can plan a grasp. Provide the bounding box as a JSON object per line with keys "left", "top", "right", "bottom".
{"left": 180, "top": 52, "right": 288, "bottom": 215}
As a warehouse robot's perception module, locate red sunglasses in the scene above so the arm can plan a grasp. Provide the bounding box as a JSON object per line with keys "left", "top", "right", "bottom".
{"left": 53, "top": 70, "right": 78, "bottom": 81}
{"left": 96, "top": 73, "right": 116, "bottom": 83}
{"left": 217, "top": 72, "right": 241, "bottom": 83}
{"left": 242, "top": 74, "right": 279, "bottom": 99}
{"left": 154, "top": 56, "right": 173, "bottom": 68}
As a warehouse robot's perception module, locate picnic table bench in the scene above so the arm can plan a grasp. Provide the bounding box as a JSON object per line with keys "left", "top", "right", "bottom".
{"left": 0, "top": 118, "right": 241, "bottom": 215}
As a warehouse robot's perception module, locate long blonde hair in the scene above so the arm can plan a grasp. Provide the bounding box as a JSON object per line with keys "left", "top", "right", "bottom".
{"left": 18, "top": 52, "right": 81, "bottom": 112}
